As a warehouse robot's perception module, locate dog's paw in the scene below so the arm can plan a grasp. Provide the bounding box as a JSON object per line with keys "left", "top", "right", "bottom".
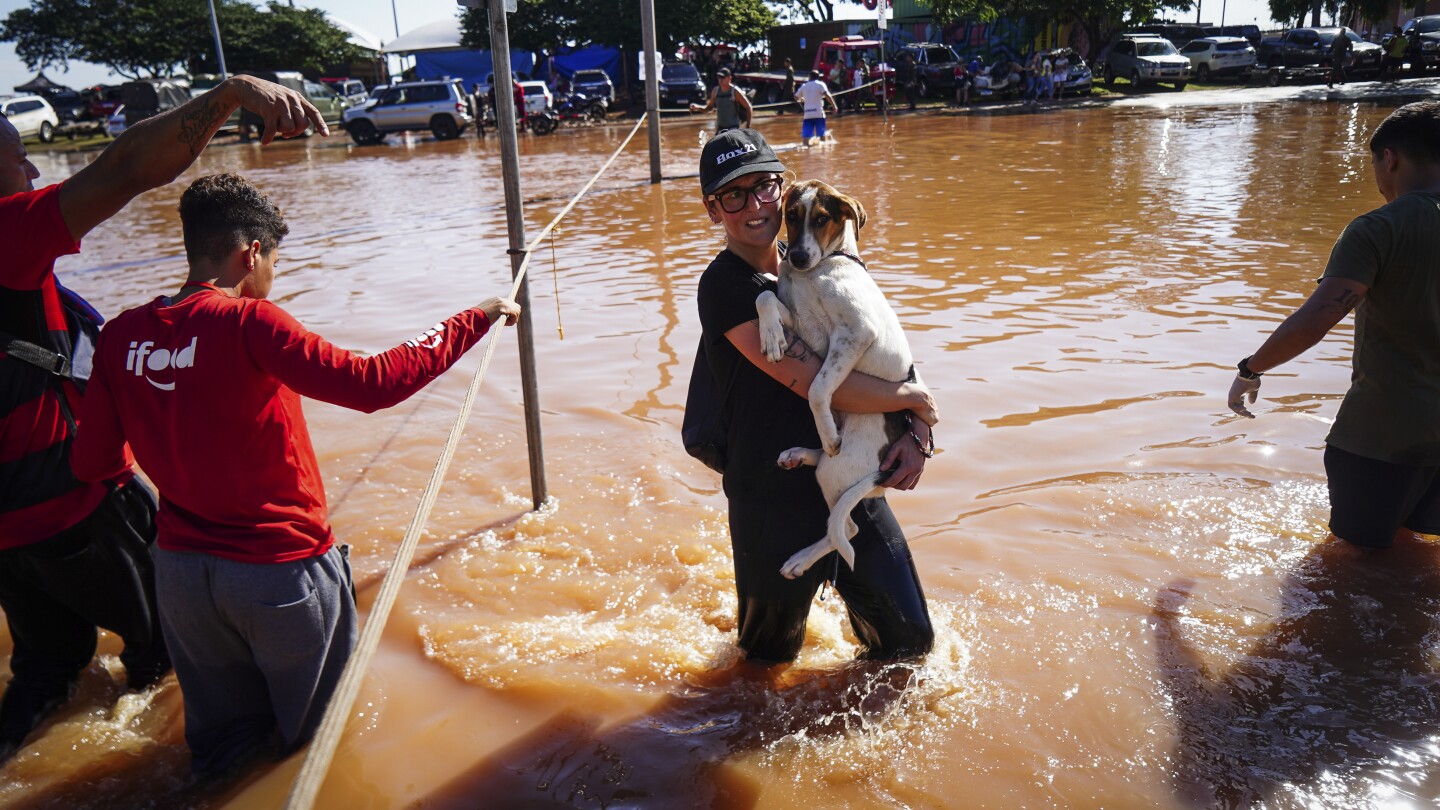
{"left": 777, "top": 447, "right": 820, "bottom": 469}
{"left": 779, "top": 557, "right": 809, "bottom": 580}
{"left": 759, "top": 323, "right": 786, "bottom": 363}
{"left": 822, "top": 434, "right": 842, "bottom": 457}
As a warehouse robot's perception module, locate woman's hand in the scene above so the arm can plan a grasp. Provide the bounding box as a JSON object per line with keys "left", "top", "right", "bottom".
{"left": 880, "top": 416, "right": 930, "bottom": 491}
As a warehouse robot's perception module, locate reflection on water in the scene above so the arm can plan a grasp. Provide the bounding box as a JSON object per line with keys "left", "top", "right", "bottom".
{"left": 1, "top": 101, "right": 1430, "bottom": 808}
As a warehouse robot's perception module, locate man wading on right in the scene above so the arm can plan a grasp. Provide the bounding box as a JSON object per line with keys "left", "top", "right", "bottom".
{"left": 1227, "top": 102, "right": 1440, "bottom": 550}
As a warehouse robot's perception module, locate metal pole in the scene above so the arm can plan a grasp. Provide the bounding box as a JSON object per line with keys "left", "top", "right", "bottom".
{"left": 488, "top": 0, "right": 549, "bottom": 509}
{"left": 206, "top": 0, "right": 228, "bottom": 79}
{"left": 640, "top": 0, "right": 662, "bottom": 184}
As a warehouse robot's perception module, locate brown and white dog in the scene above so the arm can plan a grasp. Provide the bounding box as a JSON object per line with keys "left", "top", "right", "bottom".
{"left": 756, "top": 179, "right": 920, "bottom": 579}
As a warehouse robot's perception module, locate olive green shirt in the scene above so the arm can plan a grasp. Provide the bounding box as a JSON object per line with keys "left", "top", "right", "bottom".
{"left": 1322, "top": 190, "right": 1440, "bottom": 464}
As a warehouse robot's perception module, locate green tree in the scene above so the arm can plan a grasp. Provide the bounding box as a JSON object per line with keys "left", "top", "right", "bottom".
{"left": 0, "top": 0, "right": 362, "bottom": 79}
{"left": 927, "top": 0, "right": 1193, "bottom": 56}
{"left": 461, "top": 0, "right": 775, "bottom": 53}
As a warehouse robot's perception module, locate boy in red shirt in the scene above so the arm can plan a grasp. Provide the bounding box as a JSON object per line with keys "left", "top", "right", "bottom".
{"left": 71, "top": 174, "right": 519, "bottom": 776}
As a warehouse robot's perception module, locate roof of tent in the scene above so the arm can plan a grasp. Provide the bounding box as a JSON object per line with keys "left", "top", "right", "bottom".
{"left": 383, "top": 18, "right": 465, "bottom": 54}
{"left": 14, "top": 72, "right": 69, "bottom": 93}
{"left": 325, "top": 15, "right": 384, "bottom": 53}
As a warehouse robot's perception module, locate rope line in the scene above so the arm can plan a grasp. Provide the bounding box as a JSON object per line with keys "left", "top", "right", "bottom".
{"left": 283, "top": 115, "right": 648, "bottom": 810}
{"left": 655, "top": 77, "right": 888, "bottom": 114}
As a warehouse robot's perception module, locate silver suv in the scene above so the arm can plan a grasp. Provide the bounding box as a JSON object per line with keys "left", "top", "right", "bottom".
{"left": 1103, "top": 34, "right": 1192, "bottom": 90}
{"left": 342, "top": 79, "right": 473, "bottom": 145}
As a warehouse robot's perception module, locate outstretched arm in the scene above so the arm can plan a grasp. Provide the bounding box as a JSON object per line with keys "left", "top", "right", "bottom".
{"left": 58, "top": 75, "right": 326, "bottom": 241}
{"left": 724, "top": 319, "right": 937, "bottom": 425}
{"left": 1228, "top": 277, "right": 1367, "bottom": 417}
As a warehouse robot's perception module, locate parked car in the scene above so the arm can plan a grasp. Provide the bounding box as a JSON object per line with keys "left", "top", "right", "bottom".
{"left": 658, "top": 62, "right": 706, "bottom": 107}
{"left": 570, "top": 69, "right": 615, "bottom": 103}
{"left": 121, "top": 78, "right": 191, "bottom": 128}
{"left": 1202, "top": 24, "right": 1263, "bottom": 48}
{"left": 518, "top": 80, "right": 553, "bottom": 115}
{"left": 342, "top": 78, "right": 473, "bottom": 144}
{"left": 106, "top": 104, "right": 127, "bottom": 138}
{"left": 1129, "top": 23, "right": 1207, "bottom": 49}
{"left": 1392, "top": 15, "right": 1440, "bottom": 72}
{"left": 1179, "top": 36, "right": 1257, "bottom": 81}
{"left": 1103, "top": 34, "right": 1191, "bottom": 89}
{"left": 321, "top": 78, "right": 368, "bottom": 106}
{"left": 86, "top": 85, "right": 124, "bottom": 119}
{"left": 478, "top": 70, "right": 531, "bottom": 99}
{"left": 898, "top": 42, "right": 962, "bottom": 97}
{"left": 0, "top": 95, "right": 59, "bottom": 142}
{"left": 39, "top": 89, "right": 88, "bottom": 125}
{"left": 1258, "top": 28, "right": 1382, "bottom": 77}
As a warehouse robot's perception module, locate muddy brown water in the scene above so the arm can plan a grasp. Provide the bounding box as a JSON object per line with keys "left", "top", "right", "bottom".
{"left": 4, "top": 100, "right": 1438, "bottom": 809}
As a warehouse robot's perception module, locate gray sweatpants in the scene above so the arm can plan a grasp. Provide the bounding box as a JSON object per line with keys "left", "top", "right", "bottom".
{"left": 154, "top": 545, "right": 357, "bottom": 776}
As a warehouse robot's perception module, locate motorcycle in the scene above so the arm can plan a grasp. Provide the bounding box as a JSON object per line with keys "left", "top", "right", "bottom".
{"left": 478, "top": 103, "right": 558, "bottom": 136}
{"left": 550, "top": 91, "right": 608, "bottom": 125}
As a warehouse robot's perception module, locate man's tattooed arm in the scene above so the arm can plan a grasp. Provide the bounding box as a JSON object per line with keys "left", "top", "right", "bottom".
{"left": 1319, "top": 286, "right": 1362, "bottom": 319}
{"left": 178, "top": 96, "right": 227, "bottom": 157}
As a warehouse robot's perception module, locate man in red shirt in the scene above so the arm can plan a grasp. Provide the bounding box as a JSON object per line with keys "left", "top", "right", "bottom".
{"left": 71, "top": 173, "right": 519, "bottom": 776}
{"left": 0, "top": 75, "right": 328, "bottom": 759}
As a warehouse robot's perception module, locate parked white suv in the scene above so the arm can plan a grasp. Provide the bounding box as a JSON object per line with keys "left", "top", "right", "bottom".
{"left": 1, "top": 95, "right": 60, "bottom": 143}
{"left": 342, "top": 79, "right": 473, "bottom": 145}
{"left": 1179, "top": 36, "right": 1257, "bottom": 81}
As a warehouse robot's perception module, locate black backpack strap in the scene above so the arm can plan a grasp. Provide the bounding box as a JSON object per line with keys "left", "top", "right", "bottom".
{"left": 1, "top": 330, "right": 71, "bottom": 378}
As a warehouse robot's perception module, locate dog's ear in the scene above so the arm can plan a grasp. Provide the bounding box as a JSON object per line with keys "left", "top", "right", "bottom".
{"left": 835, "top": 192, "right": 867, "bottom": 233}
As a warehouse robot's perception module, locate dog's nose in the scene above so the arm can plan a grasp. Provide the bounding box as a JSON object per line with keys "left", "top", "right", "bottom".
{"left": 789, "top": 249, "right": 810, "bottom": 269}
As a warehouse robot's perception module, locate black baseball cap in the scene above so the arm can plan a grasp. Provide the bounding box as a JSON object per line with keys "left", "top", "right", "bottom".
{"left": 717, "top": 67, "right": 732, "bottom": 78}
{"left": 699, "top": 128, "right": 786, "bottom": 196}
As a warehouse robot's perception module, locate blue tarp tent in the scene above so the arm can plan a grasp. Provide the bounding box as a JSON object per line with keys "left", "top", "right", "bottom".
{"left": 414, "top": 50, "right": 536, "bottom": 89}
{"left": 413, "top": 45, "right": 625, "bottom": 91}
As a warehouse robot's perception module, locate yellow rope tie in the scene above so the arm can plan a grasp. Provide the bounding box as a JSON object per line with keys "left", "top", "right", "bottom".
{"left": 550, "top": 227, "right": 564, "bottom": 340}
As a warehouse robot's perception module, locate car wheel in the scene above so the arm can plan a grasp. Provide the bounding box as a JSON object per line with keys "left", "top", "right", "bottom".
{"left": 586, "top": 103, "right": 607, "bottom": 123}
{"left": 1131, "top": 69, "right": 1144, "bottom": 87}
{"left": 1103, "top": 66, "right": 1116, "bottom": 86}
{"left": 1267, "top": 68, "right": 1281, "bottom": 87}
{"left": 348, "top": 119, "right": 379, "bottom": 145}
{"left": 431, "top": 115, "right": 459, "bottom": 140}
{"left": 1196, "top": 64, "right": 1210, "bottom": 82}
{"left": 1174, "top": 81, "right": 1187, "bottom": 91}
{"left": 38, "top": 121, "right": 54, "bottom": 143}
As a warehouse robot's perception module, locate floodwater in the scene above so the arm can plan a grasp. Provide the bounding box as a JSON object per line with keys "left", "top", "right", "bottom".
{"left": 4, "top": 97, "right": 1437, "bottom": 809}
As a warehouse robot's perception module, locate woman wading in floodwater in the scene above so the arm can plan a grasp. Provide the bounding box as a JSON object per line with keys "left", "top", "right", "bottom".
{"left": 692, "top": 128, "right": 936, "bottom": 665}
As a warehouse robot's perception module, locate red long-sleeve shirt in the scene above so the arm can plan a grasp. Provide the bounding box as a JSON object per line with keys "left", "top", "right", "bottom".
{"left": 72, "top": 289, "right": 492, "bottom": 563}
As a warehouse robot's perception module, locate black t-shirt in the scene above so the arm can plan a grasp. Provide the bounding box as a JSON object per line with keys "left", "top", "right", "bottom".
{"left": 697, "top": 249, "right": 822, "bottom": 501}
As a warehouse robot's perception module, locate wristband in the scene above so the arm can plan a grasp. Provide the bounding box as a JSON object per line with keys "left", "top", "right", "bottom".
{"left": 1237, "top": 356, "right": 1262, "bottom": 380}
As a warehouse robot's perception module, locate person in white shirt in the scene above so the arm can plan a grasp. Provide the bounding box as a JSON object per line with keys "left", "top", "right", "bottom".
{"left": 1052, "top": 53, "right": 1070, "bottom": 99}
{"left": 795, "top": 70, "right": 838, "bottom": 146}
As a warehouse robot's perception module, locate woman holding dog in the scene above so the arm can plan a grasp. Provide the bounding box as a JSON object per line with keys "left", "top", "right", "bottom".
{"left": 693, "top": 128, "right": 936, "bottom": 665}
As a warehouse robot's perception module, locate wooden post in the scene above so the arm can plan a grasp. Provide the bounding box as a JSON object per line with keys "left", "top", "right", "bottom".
{"left": 640, "top": 0, "right": 662, "bottom": 184}
{"left": 488, "top": 0, "right": 549, "bottom": 509}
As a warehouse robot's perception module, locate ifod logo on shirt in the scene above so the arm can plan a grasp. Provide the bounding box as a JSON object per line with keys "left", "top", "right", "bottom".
{"left": 405, "top": 322, "right": 445, "bottom": 349}
{"left": 125, "top": 338, "right": 198, "bottom": 391}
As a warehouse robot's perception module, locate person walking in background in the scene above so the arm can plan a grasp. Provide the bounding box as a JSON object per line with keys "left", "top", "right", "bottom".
{"left": 71, "top": 173, "right": 521, "bottom": 777}
{"left": 1226, "top": 102, "right": 1440, "bottom": 552}
{"left": 1385, "top": 27, "right": 1408, "bottom": 79}
{"left": 954, "top": 61, "right": 972, "bottom": 106}
{"left": 1329, "top": 27, "right": 1354, "bottom": 88}
{"left": 781, "top": 58, "right": 796, "bottom": 115}
{"left": 898, "top": 51, "right": 919, "bottom": 110}
{"left": 795, "top": 69, "right": 838, "bottom": 146}
{"left": 690, "top": 68, "right": 752, "bottom": 132}
{"left": 0, "top": 74, "right": 325, "bottom": 763}
{"left": 851, "top": 59, "right": 868, "bottom": 112}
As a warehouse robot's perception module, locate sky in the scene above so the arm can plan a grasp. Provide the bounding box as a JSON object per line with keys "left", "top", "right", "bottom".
{"left": 0, "top": 0, "right": 1281, "bottom": 94}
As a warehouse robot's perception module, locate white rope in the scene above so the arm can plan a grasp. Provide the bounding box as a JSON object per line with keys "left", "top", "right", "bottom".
{"left": 656, "top": 77, "right": 888, "bottom": 114}
{"left": 283, "top": 116, "right": 648, "bottom": 810}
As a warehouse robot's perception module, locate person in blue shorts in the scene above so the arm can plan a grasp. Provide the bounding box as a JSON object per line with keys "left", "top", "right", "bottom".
{"left": 795, "top": 70, "right": 837, "bottom": 146}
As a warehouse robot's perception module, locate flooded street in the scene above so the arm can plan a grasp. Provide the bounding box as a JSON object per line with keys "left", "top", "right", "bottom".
{"left": 5, "top": 97, "right": 1438, "bottom": 808}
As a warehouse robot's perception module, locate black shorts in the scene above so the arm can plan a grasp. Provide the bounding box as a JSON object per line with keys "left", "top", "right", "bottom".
{"left": 1325, "top": 445, "right": 1440, "bottom": 548}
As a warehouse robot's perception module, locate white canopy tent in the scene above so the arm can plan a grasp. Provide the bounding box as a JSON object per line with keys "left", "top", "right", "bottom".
{"left": 382, "top": 18, "right": 466, "bottom": 54}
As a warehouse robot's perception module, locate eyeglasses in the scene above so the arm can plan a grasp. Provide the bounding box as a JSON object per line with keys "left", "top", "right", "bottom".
{"left": 707, "top": 177, "right": 782, "bottom": 214}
